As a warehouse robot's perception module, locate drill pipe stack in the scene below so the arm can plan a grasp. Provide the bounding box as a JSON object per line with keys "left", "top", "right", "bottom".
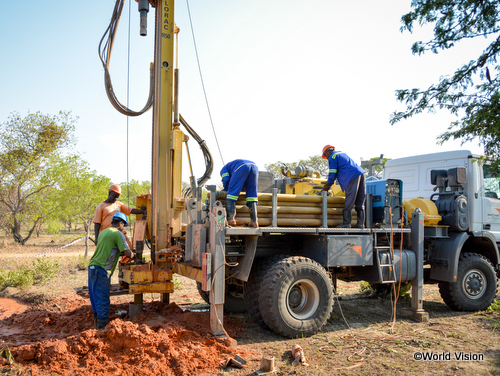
{"left": 216, "top": 191, "right": 356, "bottom": 227}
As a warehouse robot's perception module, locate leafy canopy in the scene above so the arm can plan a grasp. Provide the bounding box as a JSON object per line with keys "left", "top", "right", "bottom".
{"left": 391, "top": 0, "right": 500, "bottom": 157}
{"left": 265, "top": 155, "right": 328, "bottom": 179}
{"left": 0, "top": 111, "right": 77, "bottom": 244}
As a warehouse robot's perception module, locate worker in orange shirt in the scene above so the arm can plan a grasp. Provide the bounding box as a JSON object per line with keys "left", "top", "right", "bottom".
{"left": 93, "top": 184, "right": 146, "bottom": 243}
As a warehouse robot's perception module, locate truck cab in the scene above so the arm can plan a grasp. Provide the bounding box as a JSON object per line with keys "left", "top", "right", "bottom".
{"left": 384, "top": 150, "right": 500, "bottom": 311}
{"left": 384, "top": 150, "right": 500, "bottom": 241}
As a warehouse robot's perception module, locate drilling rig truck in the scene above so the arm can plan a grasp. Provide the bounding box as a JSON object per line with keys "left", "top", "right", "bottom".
{"left": 99, "top": 0, "right": 499, "bottom": 339}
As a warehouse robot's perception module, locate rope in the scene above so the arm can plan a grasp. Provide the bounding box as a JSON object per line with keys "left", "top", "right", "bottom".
{"left": 0, "top": 236, "right": 89, "bottom": 262}
{"left": 185, "top": 0, "right": 225, "bottom": 166}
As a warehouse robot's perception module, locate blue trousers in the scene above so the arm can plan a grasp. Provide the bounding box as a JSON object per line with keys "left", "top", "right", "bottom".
{"left": 88, "top": 265, "right": 111, "bottom": 319}
{"left": 227, "top": 164, "right": 258, "bottom": 204}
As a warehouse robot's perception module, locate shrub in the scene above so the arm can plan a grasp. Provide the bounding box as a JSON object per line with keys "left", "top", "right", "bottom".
{"left": 0, "top": 257, "right": 59, "bottom": 289}
{"left": 32, "top": 256, "right": 60, "bottom": 283}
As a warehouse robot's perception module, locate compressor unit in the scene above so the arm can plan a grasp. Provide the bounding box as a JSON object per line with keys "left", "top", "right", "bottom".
{"left": 367, "top": 179, "right": 403, "bottom": 226}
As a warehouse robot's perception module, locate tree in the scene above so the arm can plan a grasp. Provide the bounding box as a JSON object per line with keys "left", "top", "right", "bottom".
{"left": 265, "top": 155, "right": 328, "bottom": 179}
{"left": 118, "top": 179, "right": 151, "bottom": 209}
{"left": 391, "top": 1, "right": 500, "bottom": 157}
{"left": 58, "top": 158, "right": 111, "bottom": 257}
{"left": 360, "top": 156, "right": 392, "bottom": 178}
{"left": 0, "top": 111, "right": 77, "bottom": 244}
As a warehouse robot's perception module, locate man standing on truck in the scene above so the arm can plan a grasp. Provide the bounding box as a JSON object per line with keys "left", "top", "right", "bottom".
{"left": 88, "top": 212, "right": 135, "bottom": 330}
{"left": 220, "top": 159, "right": 259, "bottom": 227}
{"left": 93, "top": 184, "right": 146, "bottom": 243}
{"left": 321, "top": 145, "right": 366, "bottom": 228}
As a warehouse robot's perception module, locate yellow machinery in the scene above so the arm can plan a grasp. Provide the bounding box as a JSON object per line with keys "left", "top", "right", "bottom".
{"left": 98, "top": 1, "right": 445, "bottom": 340}
{"left": 279, "top": 165, "right": 343, "bottom": 196}
{"left": 101, "top": 0, "right": 226, "bottom": 336}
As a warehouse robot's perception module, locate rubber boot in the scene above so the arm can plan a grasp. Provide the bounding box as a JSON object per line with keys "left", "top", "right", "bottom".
{"left": 93, "top": 313, "right": 97, "bottom": 327}
{"left": 353, "top": 209, "right": 365, "bottom": 228}
{"left": 226, "top": 200, "right": 245, "bottom": 226}
{"left": 248, "top": 202, "right": 259, "bottom": 228}
{"left": 96, "top": 317, "right": 109, "bottom": 331}
{"left": 336, "top": 209, "right": 352, "bottom": 228}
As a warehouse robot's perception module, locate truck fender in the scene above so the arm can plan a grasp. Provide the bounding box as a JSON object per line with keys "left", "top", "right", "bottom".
{"left": 476, "top": 231, "right": 500, "bottom": 268}
{"left": 430, "top": 232, "right": 469, "bottom": 283}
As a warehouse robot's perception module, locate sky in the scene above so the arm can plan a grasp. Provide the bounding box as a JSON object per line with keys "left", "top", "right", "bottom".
{"left": 0, "top": 0, "right": 488, "bottom": 188}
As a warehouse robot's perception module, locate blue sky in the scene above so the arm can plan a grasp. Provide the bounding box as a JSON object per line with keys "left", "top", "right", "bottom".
{"left": 0, "top": 1, "right": 487, "bottom": 186}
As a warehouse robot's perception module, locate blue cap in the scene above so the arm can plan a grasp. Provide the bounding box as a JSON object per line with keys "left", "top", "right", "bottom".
{"left": 112, "top": 212, "right": 128, "bottom": 226}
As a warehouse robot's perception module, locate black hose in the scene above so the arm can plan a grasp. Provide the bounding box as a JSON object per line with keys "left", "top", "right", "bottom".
{"left": 180, "top": 114, "right": 213, "bottom": 197}
{"left": 98, "top": 0, "right": 154, "bottom": 117}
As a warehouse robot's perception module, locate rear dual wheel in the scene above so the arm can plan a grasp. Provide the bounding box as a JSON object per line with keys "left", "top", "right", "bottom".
{"left": 196, "top": 281, "right": 246, "bottom": 314}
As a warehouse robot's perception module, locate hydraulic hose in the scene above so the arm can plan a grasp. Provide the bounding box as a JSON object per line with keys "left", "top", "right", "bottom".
{"left": 180, "top": 114, "right": 213, "bottom": 197}
{"left": 99, "top": 0, "right": 154, "bottom": 116}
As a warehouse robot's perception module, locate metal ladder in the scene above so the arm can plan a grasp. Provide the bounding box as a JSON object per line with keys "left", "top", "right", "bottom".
{"left": 375, "top": 234, "right": 397, "bottom": 284}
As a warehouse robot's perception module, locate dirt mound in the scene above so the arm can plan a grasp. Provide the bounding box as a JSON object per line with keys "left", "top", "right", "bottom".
{"left": 0, "top": 297, "right": 254, "bottom": 375}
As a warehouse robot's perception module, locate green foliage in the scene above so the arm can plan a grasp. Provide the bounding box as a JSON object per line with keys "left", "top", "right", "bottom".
{"left": 46, "top": 220, "right": 62, "bottom": 235}
{"left": 487, "top": 299, "right": 500, "bottom": 313}
{"left": 3, "top": 265, "right": 35, "bottom": 289}
{"left": 360, "top": 156, "right": 392, "bottom": 178}
{"left": 265, "top": 155, "right": 328, "bottom": 179}
{"left": 361, "top": 281, "right": 412, "bottom": 299}
{"left": 76, "top": 254, "right": 90, "bottom": 269}
{"left": 0, "top": 345, "right": 15, "bottom": 365}
{"left": 0, "top": 256, "right": 59, "bottom": 289}
{"left": 0, "top": 111, "right": 79, "bottom": 244}
{"left": 32, "top": 256, "right": 60, "bottom": 283}
{"left": 391, "top": 1, "right": 500, "bottom": 159}
{"left": 58, "top": 158, "right": 112, "bottom": 234}
{"left": 118, "top": 179, "right": 151, "bottom": 209}
{"left": 359, "top": 281, "right": 372, "bottom": 293}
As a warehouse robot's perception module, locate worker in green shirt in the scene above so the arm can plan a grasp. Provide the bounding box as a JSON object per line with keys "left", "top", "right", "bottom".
{"left": 88, "top": 212, "right": 135, "bottom": 330}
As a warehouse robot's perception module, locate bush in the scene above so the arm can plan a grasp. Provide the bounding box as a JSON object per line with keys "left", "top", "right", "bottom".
{"left": 6, "top": 265, "right": 35, "bottom": 289}
{"left": 76, "top": 255, "right": 89, "bottom": 269}
{"left": 360, "top": 281, "right": 412, "bottom": 299}
{"left": 0, "top": 256, "right": 59, "bottom": 289}
{"left": 32, "top": 256, "right": 60, "bottom": 283}
{"left": 46, "top": 221, "right": 62, "bottom": 235}
{"left": 487, "top": 299, "right": 500, "bottom": 313}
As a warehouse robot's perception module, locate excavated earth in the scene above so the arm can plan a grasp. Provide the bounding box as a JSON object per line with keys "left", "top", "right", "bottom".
{"left": 1, "top": 235, "right": 500, "bottom": 375}
{"left": 0, "top": 295, "right": 256, "bottom": 376}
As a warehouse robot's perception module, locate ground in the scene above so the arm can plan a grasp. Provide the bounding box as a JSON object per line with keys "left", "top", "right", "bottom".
{"left": 0, "top": 233, "right": 499, "bottom": 375}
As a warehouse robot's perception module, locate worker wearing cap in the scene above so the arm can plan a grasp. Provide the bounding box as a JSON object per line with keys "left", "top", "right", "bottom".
{"left": 88, "top": 212, "right": 135, "bottom": 330}
{"left": 220, "top": 159, "right": 259, "bottom": 227}
{"left": 321, "top": 145, "right": 366, "bottom": 228}
{"left": 93, "top": 184, "right": 146, "bottom": 243}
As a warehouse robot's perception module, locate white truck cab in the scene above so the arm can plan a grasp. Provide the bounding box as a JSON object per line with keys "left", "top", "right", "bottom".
{"left": 383, "top": 150, "right": 500, "bottom": 312}
{"left": 384, "top": 150, "right": 500, "bottom": 242}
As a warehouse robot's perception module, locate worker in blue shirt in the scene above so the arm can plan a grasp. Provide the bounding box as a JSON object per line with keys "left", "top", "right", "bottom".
{"left": 321, "top": 145, "right": 366, "bottom": 228}
{"left": 220, "top": 159, "right": 259, "bottom": 227}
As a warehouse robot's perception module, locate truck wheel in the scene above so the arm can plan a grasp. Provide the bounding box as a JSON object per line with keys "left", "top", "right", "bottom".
{"left": 244, "top": 256, "right": 286, "bottom": 327}
{"left": 439, "top": 252, "right": 498, "bottom": 311}
{"left": 225, "top": 283, "right": 246, "bottom": 313}
{"left": 196, "top": 281, "right": 246, "bottom": 313}
{"left": 258, "top": 256, "right": 333, "bottom": 338}
{"left": 196, "top": 281, "right": 210, "bottom": 304}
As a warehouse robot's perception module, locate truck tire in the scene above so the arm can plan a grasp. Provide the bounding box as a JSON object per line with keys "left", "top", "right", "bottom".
{"left": 438, "top": 252, "right": 498, "bottom": 311}
{"left": 196, "top": 281, "right": 210, "bottom": 304}
{"left": 244, "top": 255, "right": 286, "bottom": 327}
{"left": 258, "top": 256, "right": 333, "bottom": 338}
{"left": 196, "top": 281, "right": 246, "bottom": 314}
